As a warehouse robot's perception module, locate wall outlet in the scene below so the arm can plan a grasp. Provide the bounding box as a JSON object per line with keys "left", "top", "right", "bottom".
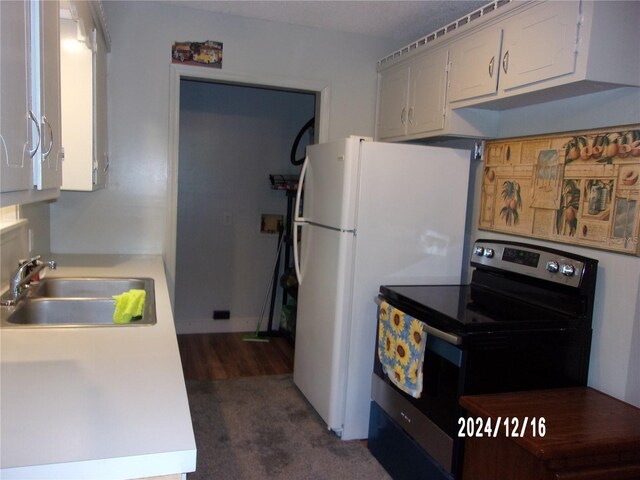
{"left": 213, "top": 310, "right": 230, "bottom": 320}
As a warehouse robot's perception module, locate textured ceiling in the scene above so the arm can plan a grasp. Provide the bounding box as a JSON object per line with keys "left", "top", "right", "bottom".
{"left": 162, "top": 1, "right": 488, "bottom": 45}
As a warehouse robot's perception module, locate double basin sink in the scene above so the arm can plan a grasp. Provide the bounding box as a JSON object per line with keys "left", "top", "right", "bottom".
{"left": 0, "top": 277, "right": 156, "bottom": 328}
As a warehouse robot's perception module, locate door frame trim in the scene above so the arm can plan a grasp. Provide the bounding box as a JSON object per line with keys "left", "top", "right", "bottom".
{"left": 165, "top": 64, "right": 330, "bottom": 305}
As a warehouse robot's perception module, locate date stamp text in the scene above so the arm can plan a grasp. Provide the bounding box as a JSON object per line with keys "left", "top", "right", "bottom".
{"left": 457, "top": 416, "right": 546, "bottom": 438}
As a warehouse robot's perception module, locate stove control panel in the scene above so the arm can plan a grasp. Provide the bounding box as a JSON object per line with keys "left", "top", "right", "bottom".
{"left": 471, "top": 240, "right": 589, "bottom": 288}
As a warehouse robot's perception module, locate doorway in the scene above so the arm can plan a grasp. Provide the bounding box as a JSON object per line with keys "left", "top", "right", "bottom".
{"left": 174, "top": 79, "right": 315, "bottom": 334}
{"left": 165, "top": 66, "right": 330, "bottom": 319}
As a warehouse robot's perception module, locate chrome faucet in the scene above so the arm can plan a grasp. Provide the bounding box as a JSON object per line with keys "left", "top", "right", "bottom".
{"left": 2, "top": 256, "right": 56, "bottom": 306}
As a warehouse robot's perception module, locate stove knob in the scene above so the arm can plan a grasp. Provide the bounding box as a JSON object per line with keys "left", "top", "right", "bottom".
{"left": 546, "top": 261, "right": 560, "bottom": 273}
{"left": 560, "top": 263, "right": 575, "bottom": 276}
{"left": 473, "top": 246, "right": 484, "bottom": 256}
{"left": 483, "top": 248, "right": 495, "bottom": 258}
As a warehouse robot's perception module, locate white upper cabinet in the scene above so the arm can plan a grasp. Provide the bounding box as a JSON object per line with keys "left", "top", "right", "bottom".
{"left": 448, "top": 28, "right": 502, "bottom": 103}
{"left": 377, "top": 47, "right": 448, "bottom": 141}
{"left": 33, "top": 0, "right": 63, "bottom": 191}
{"left": 0, "top": 1, "right": 33, "bottom": 195}
{"left": 448, "top": 1, "right": 581, "bottom": 105}
{"left": 1, "top": 0, "right": 61, "bottom": 206}
{"left": 407, "top": 48, "right": 448, "bottom": 136}
{"left": 60, "top": 0, "right": 109, "bottom": 191}
{"left": 499, "top": 1, "right": 580, "bottom": 92}
{"left": 448, "top": 1, "right": 640, "bottom": 109}
{"left": 375, "top": 0, "right": 640, "bottom": 141}
{"left": 377, "top": 63, "right": 410, "bottom": 140}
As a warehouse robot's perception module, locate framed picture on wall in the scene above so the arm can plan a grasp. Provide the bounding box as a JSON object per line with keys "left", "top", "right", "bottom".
{"left": 172, "top": 41, "right": 223, "bottom": 68}
{"left": 480, "top": 125, "right": 640, "bottom": 255}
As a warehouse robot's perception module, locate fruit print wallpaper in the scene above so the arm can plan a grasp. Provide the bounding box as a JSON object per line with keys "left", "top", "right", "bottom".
{"left": 479, "top": 125, "right": 640, "bottom": 256}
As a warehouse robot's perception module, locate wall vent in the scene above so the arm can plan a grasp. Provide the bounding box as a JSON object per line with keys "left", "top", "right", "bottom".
{"left": 378, "top": 0, "right": 512, "bottom": 67}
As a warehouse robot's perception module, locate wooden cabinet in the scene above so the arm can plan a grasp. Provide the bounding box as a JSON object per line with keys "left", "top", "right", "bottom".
{"left": 0, "top": 0, "right": 61, "bottom": 206}
{"left": 460, "top": 388, "right": 640, "bottom": 480}
{"left": 377, "top": 48, "right": 448, "bottom": 140}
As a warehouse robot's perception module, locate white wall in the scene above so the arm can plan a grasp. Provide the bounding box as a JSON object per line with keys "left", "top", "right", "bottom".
{"left": 465, "top": 86, "right": 640, "bottom": 407}
{"left": 175, "top": 81, "right": 314, "bottom": 333}
{"left": 49, "top": 1, "right": 391, "bottom": 255}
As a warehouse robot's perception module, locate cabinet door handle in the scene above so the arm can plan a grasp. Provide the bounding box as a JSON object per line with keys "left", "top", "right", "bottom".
{"left": 488, "top": 56, "right": 495, "bottom": 78}
{"left": 28, "top": 110, "right": 41, "bottom": 158}
{"left": 408, "top": 107, "right": 414, "bottom": 125}
{"left": 401, "top": 107, "right": 406, "bottom": 125}
{"left": 41, "top": 116, "right": 53, "bottom": 159}
{"left": 502, "top": 50, "right": 509, "bottom": 74}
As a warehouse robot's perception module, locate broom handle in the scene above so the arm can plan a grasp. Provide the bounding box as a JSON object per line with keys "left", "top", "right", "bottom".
{"left": 255, "top": 232, "right": 286, "bottom": 336}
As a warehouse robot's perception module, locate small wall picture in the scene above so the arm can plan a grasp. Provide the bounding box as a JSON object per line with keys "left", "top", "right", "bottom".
{"left": 260, "top": 214, "right": 283, "bottom": 235}
{"left": 172, "top": 41, "right": 223, "bottom": 68}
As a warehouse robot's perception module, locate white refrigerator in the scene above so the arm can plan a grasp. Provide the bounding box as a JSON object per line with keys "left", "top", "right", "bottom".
{"left": 292, "top": 136, "right": 470, "bottom": 440}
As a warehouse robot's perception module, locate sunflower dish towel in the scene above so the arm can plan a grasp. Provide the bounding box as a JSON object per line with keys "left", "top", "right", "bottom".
{"left": 377, "top": 300, "right": 428, "bottom": 398}
{"left": 113, "top": 289, "right": 146, "bottom": 324}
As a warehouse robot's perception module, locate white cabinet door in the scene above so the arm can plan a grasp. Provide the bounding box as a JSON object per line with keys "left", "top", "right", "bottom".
{"left": 60, "top": 2, "right": 109, "bottom": 192}
{"left": 407, "top": 48, "right": 448, "bottom": 135}
{"left": 93, "top": 27, "right": 108, "bottom": 188}
{"left": 448, "top": 27, "right": 502, "bottom": 103}
{"left": 33, "top": 0, "right": 62, "bottom": 191}
{"left": 376, "top": 64, "right": 409, "bottom": 140}
{"left": 500, "top": 1, "right": 580, "bottom": 92}
{"left": 0, "top": 1, "right": 33, "bottom": 194}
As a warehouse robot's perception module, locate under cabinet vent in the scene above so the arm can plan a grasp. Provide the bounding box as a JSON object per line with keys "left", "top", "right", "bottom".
{"left": 378, "top": 0, "right": 512, "bottom": 67}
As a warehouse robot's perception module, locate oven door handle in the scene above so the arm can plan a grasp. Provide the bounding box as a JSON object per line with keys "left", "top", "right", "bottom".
{"left": 375, "top": 296, "right": 462, "bottom": 346}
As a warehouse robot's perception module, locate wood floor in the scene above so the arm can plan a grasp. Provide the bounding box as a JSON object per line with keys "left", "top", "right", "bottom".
{"left": 177, "top": 332, "right": 294, "bottom": 380}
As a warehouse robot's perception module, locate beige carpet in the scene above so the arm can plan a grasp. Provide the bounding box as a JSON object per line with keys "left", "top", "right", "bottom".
{"left": 185, "top": 375, "right": 391, "bottom": 479}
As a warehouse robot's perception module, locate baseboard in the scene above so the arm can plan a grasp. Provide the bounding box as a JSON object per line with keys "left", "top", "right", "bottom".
{"left": 174, "top": 316, "right": 280, "bottom": 335}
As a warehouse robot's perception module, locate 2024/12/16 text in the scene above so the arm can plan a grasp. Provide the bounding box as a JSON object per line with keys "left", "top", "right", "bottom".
{"left": 458, "top": 416, "right": 546, "bottom": 438}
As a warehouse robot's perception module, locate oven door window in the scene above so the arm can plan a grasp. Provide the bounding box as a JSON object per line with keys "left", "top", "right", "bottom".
{"left": 422, "top": 335, "right": 462, "bottom": 437}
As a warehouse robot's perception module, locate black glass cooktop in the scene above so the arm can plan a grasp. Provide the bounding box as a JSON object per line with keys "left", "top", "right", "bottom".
{"left": 379, "top": 284, "right": 585, "bottom": 336}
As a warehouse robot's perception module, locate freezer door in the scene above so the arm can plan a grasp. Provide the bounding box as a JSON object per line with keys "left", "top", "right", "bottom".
{"left": 301, "top": 137, "right": 363, "bottom": 230}
{"left": 293, "top": 223, "right": 355, "bottom": 435}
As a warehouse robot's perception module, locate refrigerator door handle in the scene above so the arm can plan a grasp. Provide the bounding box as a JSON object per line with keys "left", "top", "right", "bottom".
{"left": 294, "top": 155, "right": 309, "bottom": 223}
{"left": 293, "top": 218, "right": 303, "bottom": 284}
{"left": 293, "top": 155, "right": 309, "bottom": 284}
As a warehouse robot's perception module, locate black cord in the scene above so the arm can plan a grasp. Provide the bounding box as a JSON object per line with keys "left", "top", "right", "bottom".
{"left": 290, "top": 117, "right": 315, "bottom": 166}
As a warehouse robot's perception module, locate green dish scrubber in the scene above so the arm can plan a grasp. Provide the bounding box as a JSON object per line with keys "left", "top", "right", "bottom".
{"left": 113, "top": 289, "right": 146, "bottom": 324}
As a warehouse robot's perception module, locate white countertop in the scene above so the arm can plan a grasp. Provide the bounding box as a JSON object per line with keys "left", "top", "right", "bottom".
{"left": 0, "top": 255, "right": 197, "bottom": 479}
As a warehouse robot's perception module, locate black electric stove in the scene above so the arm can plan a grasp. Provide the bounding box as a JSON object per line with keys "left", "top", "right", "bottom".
{"left": 368, "top": 239, "right": 599, "bottom": 480}
{"left": 381, "top": 239, "right": 597, "bottom": 342}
